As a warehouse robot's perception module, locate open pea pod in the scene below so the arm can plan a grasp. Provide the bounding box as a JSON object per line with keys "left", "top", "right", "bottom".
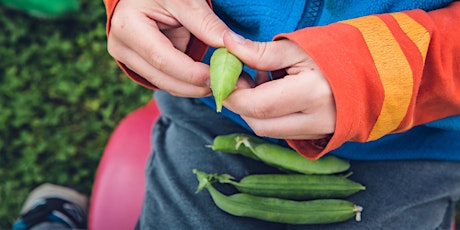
{"left": 210, "top": 48, "right": 243, "bottom": 112}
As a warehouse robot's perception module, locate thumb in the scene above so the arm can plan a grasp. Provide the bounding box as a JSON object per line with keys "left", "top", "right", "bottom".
{"left": 223, "top": 30, "right": 307, "bottom": 71}
{"left": 173, "top": 1, "right": 229, "bottom": 48}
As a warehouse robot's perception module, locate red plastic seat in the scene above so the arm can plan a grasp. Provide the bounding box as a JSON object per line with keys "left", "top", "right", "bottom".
{"left": 88, "top": 99, "right": 160, "bottom": 230}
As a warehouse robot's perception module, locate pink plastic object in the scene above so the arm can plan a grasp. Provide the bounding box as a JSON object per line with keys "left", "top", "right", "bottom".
{"left": 88, "top": 99, "right": 160, "bottom": 230}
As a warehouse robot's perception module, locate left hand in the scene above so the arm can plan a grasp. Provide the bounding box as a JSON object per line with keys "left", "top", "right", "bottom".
{"left": 222, "top": 31, "right": 336, "bottom": 140}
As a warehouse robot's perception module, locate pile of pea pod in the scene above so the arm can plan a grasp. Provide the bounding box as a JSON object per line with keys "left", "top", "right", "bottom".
{"left": 194, "top": 133, "right": 365, "bottom": 225}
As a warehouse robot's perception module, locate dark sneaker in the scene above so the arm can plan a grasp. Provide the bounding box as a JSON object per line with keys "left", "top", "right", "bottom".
{"left": 12, "top": 183, "right": 88, "bottom": 230}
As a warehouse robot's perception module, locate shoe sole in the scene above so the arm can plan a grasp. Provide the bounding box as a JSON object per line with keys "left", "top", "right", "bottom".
{"left": 21, "top": 183, "right": 88, "bottom": 215}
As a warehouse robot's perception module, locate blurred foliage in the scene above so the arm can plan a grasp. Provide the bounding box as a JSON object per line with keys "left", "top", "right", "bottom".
{"left": 0, "top": 0, "right": 152, "bottom": 227}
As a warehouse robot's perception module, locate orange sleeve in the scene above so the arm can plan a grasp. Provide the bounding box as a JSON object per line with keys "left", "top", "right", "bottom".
{"left": 276, "top": 2, "right": 460, "bottom": 159}
{"left": 103, "top": 0, "right": 211, "bottom": 89}
{"left": 103, "top": 0, "right": 117, "bottom": 37}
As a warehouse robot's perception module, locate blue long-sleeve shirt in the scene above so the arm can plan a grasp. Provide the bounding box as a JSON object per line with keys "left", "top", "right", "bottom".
{"left": 199, "top": 0, "right": 460, "bottom": 161}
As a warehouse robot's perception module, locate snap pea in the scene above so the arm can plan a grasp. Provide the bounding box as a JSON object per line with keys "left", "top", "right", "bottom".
{"left": 209, "top": 133, "right": 265, "bottom": 160}
{"left": 194, "top": 169, "right": 363, "bottom": 224}
{"left": 210, "top": 133, "right": 350, "bottom": 174}
{"left": 252, "top": 143, "right": 350, "bottom": 175}
{"left": 210, "top": 47, "right": 243, "bottom": 112}
{"left": 217, "top": 173, "right": 365, "bottom": 200}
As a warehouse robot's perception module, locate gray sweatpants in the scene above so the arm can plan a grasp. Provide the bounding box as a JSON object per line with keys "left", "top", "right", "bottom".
{"left": 136, "top": 91, "right": 460, "bottom": 230}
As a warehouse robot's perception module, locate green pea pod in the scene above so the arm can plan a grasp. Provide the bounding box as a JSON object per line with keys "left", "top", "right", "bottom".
{"left": 217, "top": 173, "right": 366, "bottom": 200}
{"left": 252, "top": 143, "right": 350, "bottom": 175}
{"left": 209, "top": 133, "right": 265, "bottom": 160}
{"left": 210, "top": 48, "right": 243, "bottom": 112}
{"left": 194, "top": 169, "right": 363, "bottom": 224}
{"left": 210, "top": 133, "right": 350, "bottom": 174}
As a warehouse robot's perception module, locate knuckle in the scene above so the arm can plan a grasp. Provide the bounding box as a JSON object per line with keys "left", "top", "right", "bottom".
{"left": 144, "top": 75, "right": 163, "bottom": 89}
{"left": 186, "top": 70, "right": 208, "bottom": 86}
{"left": 106, "top": 38, "right": 119, "bottom": 59}
{"left": 251, "top": 125, "right": 271, "bottom": 137}
{"left": 110, "top": 13, "right": 122, "bottom": 30}
{"left": 195, "top": 87, "right": 213, "bottom": 97}
{"left": 250, "top": 43, "right": 271, "bottom": 68}
{"left": 257, "top": 43, "right": 270, "bottom": 60}
{"left": 169, "top": 86, "right": 211, "bottom": 98}
{"left": 250, "top": 103, "right": 273, "bottom": 119}
{"left": 200, "top": 12, "right": 218, "bottom": 33}
{"left": 148, "top": 50, "right": 167, "bottom": 73}
{"left": 168, "top": 90, "right": 182, "bottom": 97}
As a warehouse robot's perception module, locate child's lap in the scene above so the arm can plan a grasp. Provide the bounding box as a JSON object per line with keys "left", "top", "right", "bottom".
{"left": 137, "top": 91, "right": 460, "bottom": 230}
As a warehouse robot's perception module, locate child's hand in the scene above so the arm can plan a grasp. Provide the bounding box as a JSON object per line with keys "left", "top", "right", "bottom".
{"left": 223, "top": 31, "right": 336, "bottom": 140}
{"left": 107, "top": 0, "right": 229, "bottom": 98}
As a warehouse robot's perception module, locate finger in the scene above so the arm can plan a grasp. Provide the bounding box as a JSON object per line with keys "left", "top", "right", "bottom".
{"left": 224, "top": 73, "right": 328, "bottom": 119}
{"left": 170, "top": 0, "right": 230, "bottom": 48}
{"left": 223, "top": 31, "right": 310, "bottom": 71}
{"left": 124, "top": 30, "right": 211, "bottom": 87}
{"left": 109, "top": 13, "right": 211, "bottom": 88}
{"left": 111, "top": 45, "right": 212, "bottom": 97}
{"left": 241, "top": 112, "right": 334, "bottom": 140}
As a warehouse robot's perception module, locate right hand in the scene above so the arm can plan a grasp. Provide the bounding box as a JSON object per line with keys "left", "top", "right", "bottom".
{"left": 222, "top": 32, "right": 336, "bottom": 140}
{"left": 107, "top": 0, "right": 230, "bottom": 97}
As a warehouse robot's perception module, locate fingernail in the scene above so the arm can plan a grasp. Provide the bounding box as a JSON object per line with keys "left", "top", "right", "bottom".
{"left": 228, "top": 30, "right": 245, "bottom": 44}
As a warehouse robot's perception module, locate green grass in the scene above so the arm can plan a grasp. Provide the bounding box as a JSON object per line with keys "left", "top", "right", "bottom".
{"left": 0, "top": 0, "right": 151, "bottom": 228}
{"left": 0, "top": 0, "right": 458, "bottom": 229}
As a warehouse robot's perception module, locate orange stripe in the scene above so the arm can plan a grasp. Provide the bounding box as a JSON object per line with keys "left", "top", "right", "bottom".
{"left": 341, "top": 16, "right": 413, "bottom": 141}
{"left": 391, "top": 12, "right": 430, "bottom": 63}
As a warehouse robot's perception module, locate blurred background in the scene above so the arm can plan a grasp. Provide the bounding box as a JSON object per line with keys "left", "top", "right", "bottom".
{"left": 0, "top": 0, "right": 458, "bottom": 229}
{"left": 0, "top": 0, "right": 152, "bottom": 227}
